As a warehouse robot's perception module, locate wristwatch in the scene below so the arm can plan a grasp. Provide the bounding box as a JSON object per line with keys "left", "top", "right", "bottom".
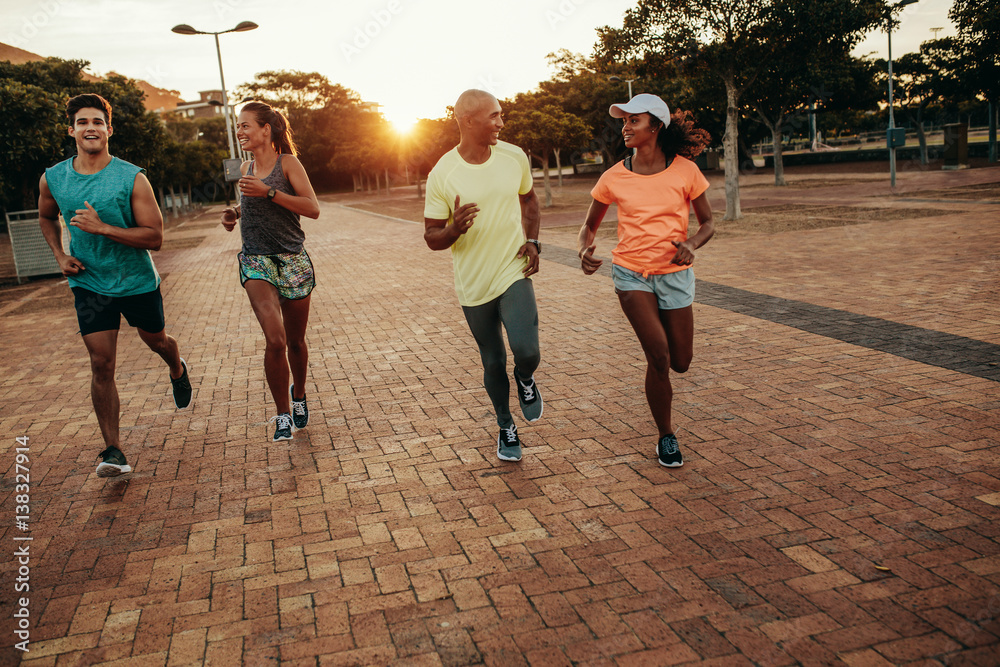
{"left": 527, "top": 239, "right": 541, "bottom": 254}
{"left": 266, "top": 187, "right": 277, "bottom": 200}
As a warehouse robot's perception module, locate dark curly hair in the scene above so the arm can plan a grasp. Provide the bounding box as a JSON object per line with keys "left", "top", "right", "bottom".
{"left": 649, "top": 109, "right": 711, "bottom": 161}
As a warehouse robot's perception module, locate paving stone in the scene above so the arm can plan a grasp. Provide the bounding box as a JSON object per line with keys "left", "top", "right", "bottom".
{"left": 3, "top": 165, "right": 999, "bottom": 664}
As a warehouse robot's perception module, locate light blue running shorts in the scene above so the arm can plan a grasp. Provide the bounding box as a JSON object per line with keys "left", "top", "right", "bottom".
{"left": 612, "top": 264, "right": 695, "bottom": 310}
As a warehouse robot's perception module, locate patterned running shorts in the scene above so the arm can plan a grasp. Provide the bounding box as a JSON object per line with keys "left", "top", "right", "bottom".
{"left": 238, "top": 248, "right": 315, "bottom": 300}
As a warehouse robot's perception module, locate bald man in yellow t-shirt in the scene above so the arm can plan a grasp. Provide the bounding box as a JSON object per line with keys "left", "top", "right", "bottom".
{"left": 424, "top": 89, "right": 542, "bottom": 463}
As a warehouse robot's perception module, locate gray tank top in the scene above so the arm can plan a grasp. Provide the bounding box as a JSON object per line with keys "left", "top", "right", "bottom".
{"left": 240, "top": 154, "right": 305, "bottom": 254}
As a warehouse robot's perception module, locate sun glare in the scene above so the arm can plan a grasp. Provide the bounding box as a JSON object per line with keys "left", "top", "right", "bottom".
{"left": 388, "top": 116, "right": 417, "bottom": 136}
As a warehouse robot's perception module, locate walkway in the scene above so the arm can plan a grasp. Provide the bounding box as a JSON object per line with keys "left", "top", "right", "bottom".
{"left": 1, "top": 165, "right": 999, "bottom": 665}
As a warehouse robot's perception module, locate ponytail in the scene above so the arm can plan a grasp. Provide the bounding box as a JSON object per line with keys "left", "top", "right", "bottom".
{"left": 651, "top": 110, "right": 710, "bottom": 161}
{"left": 242, "top": 101, "right": 298, "bottom": 156}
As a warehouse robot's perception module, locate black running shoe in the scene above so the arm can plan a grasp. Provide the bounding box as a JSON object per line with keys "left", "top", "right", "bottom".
{"left": 171, "top": 358, "right": 192, "bottom": 410}
{"left": 513, "top": 368, "right": 543, "bottom": 422}
{"left": 657, "top": 433, "right": 683, "bottom": 468}
{"left": 497, "top": 423, "right": 522, "bottom": 462}
{"left": 271, "top": 413, "right": 293, "bottom": 442}
{"left": 290, "top": 385, "right": 309, "bottom": 429}
{"left": 96, "top": 446, "right": 132, "bottom": 477}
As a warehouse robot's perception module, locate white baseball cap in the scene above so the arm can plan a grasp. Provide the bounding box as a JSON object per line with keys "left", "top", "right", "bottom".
{"left": 609, "top": 93, "right": 671, "bottom": 127}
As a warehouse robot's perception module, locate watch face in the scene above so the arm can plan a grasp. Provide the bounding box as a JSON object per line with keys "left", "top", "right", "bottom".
{"left": 267, "top": 188, "right": 276, "bottom": 199}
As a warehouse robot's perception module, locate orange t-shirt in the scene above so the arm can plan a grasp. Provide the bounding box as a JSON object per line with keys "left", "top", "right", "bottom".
{"left": 591, "top": 155, "right": 709, "bottom": 276}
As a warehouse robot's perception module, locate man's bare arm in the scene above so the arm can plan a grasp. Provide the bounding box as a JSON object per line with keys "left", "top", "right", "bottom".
{"left": 38, "top": 174, "right": 85, "bottom": 276}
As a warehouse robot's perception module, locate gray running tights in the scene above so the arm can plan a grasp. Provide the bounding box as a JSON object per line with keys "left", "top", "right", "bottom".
{"left": 462, "top": 279, "right": 540, "bottom": 427}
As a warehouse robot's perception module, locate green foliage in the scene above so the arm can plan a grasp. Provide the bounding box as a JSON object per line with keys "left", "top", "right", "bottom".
{"left": 889, "top": 39, "right": 957, "bottom": 114}
{"left": 747, "top": 0, "right": 884, "bottom": 123}
{"left": 236, "top": 70, "right": 383, "bottom": 189}
{"left": 193, "top": 116, "right": 229, "bottom": 151}
{"left": 0, "top": 79, "right": 64, "bottom": 211}
{"left": 596, "top": 0, "right": 892, "bottom": 198}
{"left": 237, "top": 70, "right": 359, "bottom": 111}
{"left": 596, "top": 0, "right": 775, "bottom": 90}
{"left": 0, "top": 58, "right": 183, "bottom": 212}
{"left": 502, "top": 94, "right": 590, "bottom": 161}
{"left": 0, "top": 57, "right": 245, "bottom": 212}
{"left": 596, "top": 0, "right": 788, "bottom": 217}
{"left": 334, "top": 111, "right": 399, "bottom": 179}
{"left": 164, "top": 116, "right": 198, "bottom": 144}
{"left": 400, "top": 118, "right": 458, "bottom": 178}
{"left": 949, "top": 0, "right": 1000, "bottom": 103}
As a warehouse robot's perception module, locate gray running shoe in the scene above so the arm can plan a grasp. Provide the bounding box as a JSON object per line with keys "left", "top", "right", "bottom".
{"left": 497, "top": 423, "right": 522, "bottom": 462}
{"left": 96, "top": 446, "right": 132, "bottom": 477}
{"left": 290, "top": 385, "right": 309, "bottom": 429}
{"left": 513, "top": 369, "right": 543, "bottom": 422}
{"left": 270, "top": 413, "right": 293, "bottom": 442}
{"left": 657, "top": 433, "right": 683, "bottom": 467}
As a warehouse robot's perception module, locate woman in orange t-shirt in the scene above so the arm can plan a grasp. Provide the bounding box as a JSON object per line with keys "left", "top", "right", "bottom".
{"left": 577, "top": 94, "right": 715, "bottom": 468}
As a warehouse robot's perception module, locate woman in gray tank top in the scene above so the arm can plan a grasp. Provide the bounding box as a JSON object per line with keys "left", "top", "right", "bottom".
{"left": 221, "top": 101, "right": 321, "bottom": 442}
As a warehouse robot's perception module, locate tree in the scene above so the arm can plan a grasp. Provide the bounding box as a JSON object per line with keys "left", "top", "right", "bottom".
{"left": 332, "top": 108, "right": 398, "bottom": 193}
{"left": 538, "top": 50, "right": 701, "bottom": 171}
{"left": 0, "top": 58, "right": 169, "bottom": 214}
{"left": 163, "top": 115, "right": 198, "bottom": 144}
{"left": 502, "top": 94, "right": 590, "bottom": 207}
{"left": 0, "top": 79, "right": 64, "bottom": 212}
{"left": 236, "top": 71, "right": 365, "bottom": 189}
{"left": 193, "top": 116, "right": 230, "bottom": 151}
{"left": 537, "top": 51, "right": 632, "bottom": 169}
{"left": 743, "top": 0, "right": 884, "bottom": 184}
{"left": 950, "top": 0, "right": 1000, "bottom": 161}
{"left": 399, "top": 117, "right": 458, "bottom": 197}
{"left": 884, "top": 38, "right": 964, "bottom": 165}
{"left": 598, "top": 0, "right": 783, "bottom": 219}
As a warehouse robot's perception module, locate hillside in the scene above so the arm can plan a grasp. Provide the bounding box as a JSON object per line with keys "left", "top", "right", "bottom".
{"left": 0, "top": 41, "right": 184, "bottom": 112}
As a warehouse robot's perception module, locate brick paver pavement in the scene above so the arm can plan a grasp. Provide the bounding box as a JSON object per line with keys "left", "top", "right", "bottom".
{"left": 2, "top": 166, "right": 999, "bottom": 665}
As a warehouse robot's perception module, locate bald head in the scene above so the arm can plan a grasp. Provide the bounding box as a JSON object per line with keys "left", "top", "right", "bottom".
{"left": 455, "top": 89, "right": 497, "bottom": 123}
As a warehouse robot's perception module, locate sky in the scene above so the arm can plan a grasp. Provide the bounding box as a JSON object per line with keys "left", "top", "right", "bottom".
{"left": 1, "top": 0, "right": 957, "bottom": 130}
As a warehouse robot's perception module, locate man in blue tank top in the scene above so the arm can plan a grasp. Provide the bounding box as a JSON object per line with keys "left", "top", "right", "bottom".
{"left": 38, "top": 93, "right": 194, "bottom": 478}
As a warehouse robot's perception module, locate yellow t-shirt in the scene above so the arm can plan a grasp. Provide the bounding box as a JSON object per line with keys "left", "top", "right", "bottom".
{"left": 424, "top": 141, "right": 533, "bottom": 306}
{"left": 591, "top": 155, "right": 709, "bottom": 276}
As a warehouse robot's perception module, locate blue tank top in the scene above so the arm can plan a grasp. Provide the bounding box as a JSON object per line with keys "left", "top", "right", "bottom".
{"left": 239, "top": 154, "right": 305, "bottom": 254}
{"left": 44, "top": 156, "right": 160, "bottom": 297}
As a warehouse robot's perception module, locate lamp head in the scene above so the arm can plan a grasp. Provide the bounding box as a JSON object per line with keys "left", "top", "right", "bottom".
{"left": 171, "top": 24, "right": 200, "bottom": 35}
{"left": 233, "top": 21, "right": 258, "bottom": 32}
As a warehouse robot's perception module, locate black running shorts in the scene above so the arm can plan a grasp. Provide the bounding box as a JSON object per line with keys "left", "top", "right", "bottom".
{"left": 71, "top": 286, "right": 166, "bottom": 336}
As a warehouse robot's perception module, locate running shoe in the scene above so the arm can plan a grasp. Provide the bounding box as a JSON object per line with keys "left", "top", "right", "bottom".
{"left": 513, "top": 368, "right": 543, "bottom": 422}
{"left": 96, "top": 446, "right": 132, "bottom": 477}
{"left": 497, "top": 423, "right": 522, "bottom": 462}
{"left": 290, "top": 385, "right": 309, "bottom": 429}
{"left": 171, "top": 358, "right": 192, "bottom": 410}
{"left": 270, "top": 413, "right": 293, "bottom": 442}
{"left": 657, "top": 433, "right": 683, "bottom": 468}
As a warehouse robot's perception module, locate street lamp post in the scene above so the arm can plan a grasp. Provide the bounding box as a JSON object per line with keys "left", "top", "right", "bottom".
{"left": 608, "top": 75, "right": 639, "bottom": 99}
{"left": 886, "top": 0, "right": 919, "bottom": 189}
{"left": 171, "top": 21, "right": 258, "bottom": 160}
